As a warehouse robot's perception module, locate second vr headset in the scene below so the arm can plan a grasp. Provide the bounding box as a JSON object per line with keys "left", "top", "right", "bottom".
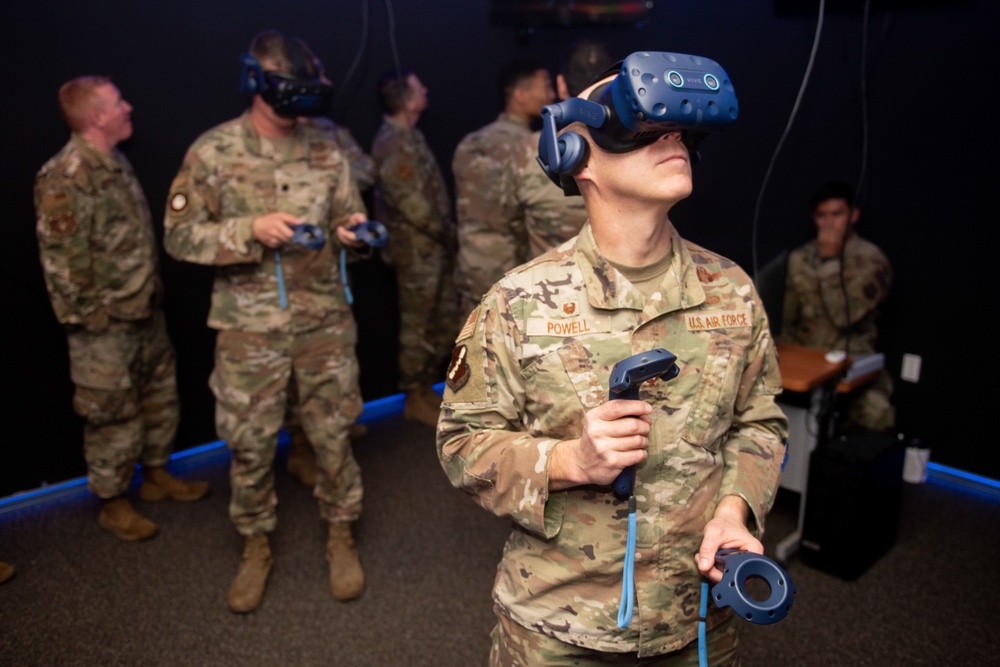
{"left": 537, "top": 51, "right": 739, "bottom": 196}
{"left": 239, "top": 53, "right": 332, "bottom": 118}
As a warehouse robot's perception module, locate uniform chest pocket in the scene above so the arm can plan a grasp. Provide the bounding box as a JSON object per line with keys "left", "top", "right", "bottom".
{"left": 677, "top": 332, "right": 748, "bottom": 453}
{"left": 521, "top": 339, "right": 620, "bottom": 440}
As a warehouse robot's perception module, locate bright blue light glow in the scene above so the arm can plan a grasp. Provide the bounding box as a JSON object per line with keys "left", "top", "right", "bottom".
{"left": 1, "top": 390, "right": 410, "bottom": 514}
{"left": 927, "top": 462, "right": 1000, "bottom": 492}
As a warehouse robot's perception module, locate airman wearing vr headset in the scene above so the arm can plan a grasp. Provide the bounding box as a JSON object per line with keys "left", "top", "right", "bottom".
{"left": 437, "top": 52, "right": 787, "bottom": 664}
{"left": 164, "top": 29, "right": 370, "bottom": 615}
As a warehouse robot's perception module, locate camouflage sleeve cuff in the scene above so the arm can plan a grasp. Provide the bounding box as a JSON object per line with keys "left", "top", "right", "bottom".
{"left": 719, "top": 423, "right": 786, "bottom": 538}
{"left": 221, "top": 216, "right": 264, "bottom": 264}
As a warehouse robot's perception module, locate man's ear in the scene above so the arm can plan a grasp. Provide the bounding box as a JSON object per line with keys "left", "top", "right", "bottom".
{"left": 556, "top": 73, "right": 571, "bottom": 101}
{"left": 850, "top": 206, "right": 861, "bottom": 226}
{"left": 574, "top": 161, "right": 594, "bottom": 187}
{"left": 87, "top": 104, "right": 106, "bottom": 132}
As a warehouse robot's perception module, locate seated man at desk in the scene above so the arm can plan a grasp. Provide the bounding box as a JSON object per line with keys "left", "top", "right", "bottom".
{"left": 780, "top": 181, "right": 894, "bottom": 432}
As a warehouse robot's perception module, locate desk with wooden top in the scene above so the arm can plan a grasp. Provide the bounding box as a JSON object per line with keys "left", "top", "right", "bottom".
{"left": 773, "top": 342, "right": 880, "bottom": 561}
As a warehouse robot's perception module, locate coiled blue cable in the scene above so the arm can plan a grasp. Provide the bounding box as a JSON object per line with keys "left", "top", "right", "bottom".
{"left": 340, "top": 248, "right": 353, "bottom": 305}
{"left": 617, "top": 496, "right": 637, "bottom": 628}
{"left": 275, "top": 250, "right": 287, "bottom": 309}
{"left": 698, "top": 579, "right": 709, "bottom": 667}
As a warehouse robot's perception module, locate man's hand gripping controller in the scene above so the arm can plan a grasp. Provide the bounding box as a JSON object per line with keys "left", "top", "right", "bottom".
{"left": 608, "top": 348, "right": 679, "bottom": 497}
{"left": 347, "top": 220, "right": 389, "bottom": 248}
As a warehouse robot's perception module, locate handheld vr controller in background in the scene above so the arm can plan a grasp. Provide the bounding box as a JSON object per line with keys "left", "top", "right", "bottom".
{"left": 347, "top": 220, "right": 389, "bottom": 248}
{"left": 289, "top": 224, "right": 325, "bottom": 250}
{"left": 239, "top": 53, "right": 333, "bottom": 118}
{"left": 287, "top": 221, "right": 389, "bottom": 250}
{"left": 537, "top": 51, "right": 739, "bottom": 196}
{"left": 608, "top": 348, "right": 680, "bottom": 497}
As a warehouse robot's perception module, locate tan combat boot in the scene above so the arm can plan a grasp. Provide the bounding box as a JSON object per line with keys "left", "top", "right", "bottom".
{"left": 227, "top": 534, "right": 273, "bottom": 613}
{"left": 98, "top": 497, "right": 158, "bottom": 542}
{"left": 286, "top": 431, "right": 318, "bottom": 488}
{"left": 139, "top": 466, "right": 210, "bottom": 502}
{"left": 0, "top": 560, "right": 14, "bottom": 584}
{"left": 403, "top": 389, "right": 441, "bottom": 428}
{"left": 326, "top": 522, "right": 364, "bottom": 601}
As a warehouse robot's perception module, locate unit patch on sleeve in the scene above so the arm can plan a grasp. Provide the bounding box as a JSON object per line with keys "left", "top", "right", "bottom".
{"left": 169, "top": 192, "right": 188, "bottom": 212}
{"left": 446, "top": 344, "right": 470, "bottom": 392}
{"left": 41, "top": 191, "right": 76, "bottom": 237}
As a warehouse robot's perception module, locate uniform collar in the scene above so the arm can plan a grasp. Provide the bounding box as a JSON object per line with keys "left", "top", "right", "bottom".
{"left": 239, "top": 111, "right": 312, "bottom": 161}
{"left": 496, "top": 111, "right": 530, "bottom": 130}
{"left": 70, "top": 133, "right": 122, "bottom": 172}
{"left": 575, "top": 222, "right": 707, "bottom": 319}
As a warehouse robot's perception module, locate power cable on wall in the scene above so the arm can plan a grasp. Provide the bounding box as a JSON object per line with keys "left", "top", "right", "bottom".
{"left": 751, "top": 0, "right": 827, "bottom": 282}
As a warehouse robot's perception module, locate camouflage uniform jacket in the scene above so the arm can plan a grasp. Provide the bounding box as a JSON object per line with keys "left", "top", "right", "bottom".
{"left": 453, "top": 112, "right": 532, "bottom": 303}
{"left": 163, "top": 112, "right": 365, "bottom": 333}
{"left": 371, "top": 116, "right": 454, "bottom": 259}
{"left": 781, "top": 234, "right": 892, "bottom": 354}
{"left": 515, "top": 131, "right": 588, "bottom": 258}
{"left": 437, "top": 223, "right": 787, "bottom": 657}
{"left": 307, "top": 117, "right": 376, "bottom": 191}
{"left": 34, "top": 134, "right": 161, "bottom": 330}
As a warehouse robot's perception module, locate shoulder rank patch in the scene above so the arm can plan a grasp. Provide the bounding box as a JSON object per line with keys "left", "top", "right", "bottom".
{"left": 446, "top": 344, "right": 470, "bottom": 392}
{"left": 685, "top": 310, "right": 751, "bottom": 331}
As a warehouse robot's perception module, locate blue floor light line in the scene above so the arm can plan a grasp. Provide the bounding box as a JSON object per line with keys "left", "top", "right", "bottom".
{"left": 927, "top": 462, "right": 1000, "bottom": 499}
{"left": 0, "top": 389, "right": 415, "bottom": 516}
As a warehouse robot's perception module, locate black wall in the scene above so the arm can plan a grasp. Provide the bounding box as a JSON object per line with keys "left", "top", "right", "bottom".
{"left": 3, "top": 1, "right": 997, "bottom": 496}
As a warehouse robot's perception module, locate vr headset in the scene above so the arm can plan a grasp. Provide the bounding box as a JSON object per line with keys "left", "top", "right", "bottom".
{"left": 239, "top": 53, "right": 333, "bottom": 118}
{"left": 536, "top": 51, "right": 739, "bottom": 196}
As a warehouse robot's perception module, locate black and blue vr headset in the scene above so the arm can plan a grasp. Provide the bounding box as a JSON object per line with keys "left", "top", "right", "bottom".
{"left": 537, "top": 51, "right": 739, "bottom": 196}
{"left": 239, "top": 53, "right": 333, "bottom": 118}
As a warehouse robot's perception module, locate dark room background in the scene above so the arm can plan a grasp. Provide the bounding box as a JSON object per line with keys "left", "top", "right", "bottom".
{"left": 3, "top": 0, "right": 996, "bottom": 496}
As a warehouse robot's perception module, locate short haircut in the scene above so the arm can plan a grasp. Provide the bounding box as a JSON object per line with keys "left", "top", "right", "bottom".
{"left": 377, "top": 68, "right": 415, "bottom": 114}
{"left": 811, "top": 181, "right": 855, "bottom": 210}
{"left": 248, "top": 29, "right": 320, "bottom": 79}
{"left": 562, "top": 41, "right": 613, "bottom": 97}
{"left": 497, "top": 58, "right": 547, "bottom": 104}
{"left": 58, "top": 75, "right": 112, "bottom": 132}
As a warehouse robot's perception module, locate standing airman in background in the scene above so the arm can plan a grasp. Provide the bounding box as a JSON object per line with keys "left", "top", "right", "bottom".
{"left": 164, "top": 30, "right": 370, "bottom": 613}
{"left": 511, "top": 41, "right": 614, "bottom": 259}
{"left": 452, "top": 58, "right": 554, "bottom": 315}
{"left": 372, "top": 68, "right": 457, "bottom": 427}
{"left": 34, "top": 75, "right": 209, "bottom": 544}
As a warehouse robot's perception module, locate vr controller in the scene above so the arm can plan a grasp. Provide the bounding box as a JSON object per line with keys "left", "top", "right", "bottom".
{"left": 348, "top": 220, "right": 389, "bottom": 248}
{"left": 607, "top": 348, "right": 680, "bottom": 497}
{"left": 711, "top": 549, "right": 795, "bottom": 624}
{"left": 537, "top": 51, "right": 739, "bottom": 196}
{"left": 239, "top": 53, "right": 333, "bottom": 118}
{"left": 289, "top": 223, "right": 325, "bottom": 250}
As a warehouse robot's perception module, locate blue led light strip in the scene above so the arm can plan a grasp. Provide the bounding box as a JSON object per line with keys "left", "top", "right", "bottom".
{"left": 1, "top": 387, "right": 421, "bottom": 515}
{"left": 927, "top": 462, "right": 1000, "bottom": 499}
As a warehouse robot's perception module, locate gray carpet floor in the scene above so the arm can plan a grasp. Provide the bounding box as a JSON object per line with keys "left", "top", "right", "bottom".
{"left": 1, "top": 413, "right": 998, "bottom": 666}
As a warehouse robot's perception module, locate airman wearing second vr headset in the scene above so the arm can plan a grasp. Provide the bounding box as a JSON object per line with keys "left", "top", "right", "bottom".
{"left": 164, "top": 29, "right": 370, "bottom": 614}
{"left": 437, "top": 53, "right": 787, "bottom": 664}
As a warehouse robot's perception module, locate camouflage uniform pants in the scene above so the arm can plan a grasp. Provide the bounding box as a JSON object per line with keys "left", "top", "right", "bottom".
{"left": 845, "top": 369, "right": 895, "bottom": 432}
{"left": 211, "top": 325, "right": 364, "bottom": 536}
{"left": 489, "top": 612, "right": 739, "bottom": 667}
{"left": 66, "top": 310, "right": 179, "bottom": 499}
{"left": 383, "top": 224, "right": 460, "bottom": 392}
